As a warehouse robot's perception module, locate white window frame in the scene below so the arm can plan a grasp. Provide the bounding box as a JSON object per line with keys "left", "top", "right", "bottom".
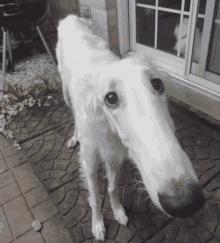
{"left": 117, "top": 0, "right": 220, "bottom": 120}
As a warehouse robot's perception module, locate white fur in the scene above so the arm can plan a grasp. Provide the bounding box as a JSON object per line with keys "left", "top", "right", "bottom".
{"left": 174, "top": 17, "right": 202, "bottom": 62}
{"left": 56, "top": 15, "right": 200, "bottom": 241}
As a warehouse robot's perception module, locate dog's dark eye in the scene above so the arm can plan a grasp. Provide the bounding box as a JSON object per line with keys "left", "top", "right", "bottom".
{"left": 151, "top": 78, "right": 164, "bottom": 93}
{"left": 105, "top": 92, "right": 118, "bottom": 108}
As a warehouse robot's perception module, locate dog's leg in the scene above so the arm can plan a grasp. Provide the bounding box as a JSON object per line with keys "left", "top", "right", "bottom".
{"left": 62, "top": 82, "right": 71, "bottom": 107}
{"left": 105, "top": 161, "right": 128, "bottom": 226}
{"left": 67, "top": 111, "right": 78, "bottom": 148}
{"left": 79, "top": 147, "right": 105, "bottom": 241}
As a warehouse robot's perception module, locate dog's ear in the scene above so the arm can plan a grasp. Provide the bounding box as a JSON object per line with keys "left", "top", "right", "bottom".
{"left": 79, "top": 74, "right": 106, "bottom": 122}
{"left": 84, "top": 93, "right": 105, "bottom": 122}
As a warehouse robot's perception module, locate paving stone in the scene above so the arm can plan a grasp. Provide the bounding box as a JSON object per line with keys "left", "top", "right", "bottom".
{"left": 197, "top": 159, "right": 215, "bottom": 171}
{"left": 12, "top": 162, "right": 40, "bottom": 193}
{"left": 66, "top": 161, "right": 79, "bottom": 173}
{"left": 26, "top": 121, "right": 39, "bottom": 128}
{"left": 63, "top": 209, "right": 78, "bottom": 228}
{"left": 50, "top": 118, "right": 61, "bottom": 125}
{"left": 0, "top": 182, "right": 21, "bottom": 204}
{"left": 50, "top": 186, "right": 66, "bottom": 205}
{"left": 44, "top": 179, "right": 62, "bottom": 192}
{"left": 44, "top": 152, "right": 59, "bottom": 161}
{"left": 194, "top": 133, "right": 212, "bottom": 147}
{"left": 13, "top": 128, "right": 21, "bottom": 135}
{"left": 13, "top": 229, "right": 44, "bottom": 243}
{"left": 8, "top": 121, "right": 17, "bottom": 130}
{"left": 199, "top": 173, "right": 212, "bottom": 187}
{"left": 61, "top": 172, "right": 77, "bottom": 184}
{"left": 15, "top": 133, "right": 29, "bottom": 141}
{"left": 138, "top": 225, "right": 157, "bottom": 240}
{"left": 33, "top": 163, "right": 42, "bottom": 173}
{"left": 56, "top": 200, "right": 71, "bottom": 215}
{"left": 0, "top": 206, "right": 13, "bottom": 243}
{"left": 41, "top": 215, "right": 74, "bottom": 243}
{"left": 182, "top": 137, "right": 196, "bottom": 147}
{"left": 53, "top": 142, "right": 63, "bottom": 152}
{"left": 0, "top": 170, "right": 15, "bottom": 188}
{"left": 41, "top": 141, "right": 55, "bottom": 152}
{"left": 22, "top": 140, "right": 34, "bottom": 150}
{"left": 3, "top": 196, "right": 33, "bottom": 238}
{"left": 115, "top": 225, "right": 134, "bottom": 242}
{"left": 194, "top": 224, "right": 213, "bottom": 243}
{"left": 81, "top": 221, "right": 94, "bottom": 240}
{"left": 102, "top": 209, "right": 116, "bottom": 221}
{"left": 71, "top": 224, "right": 84, "bottom": 242}
{"left": 176, "top": 228, "right": 200, "bottom": 243}
{"left": 41, "top": 117, "right": 50, "bottom": 124}
{"left": 200, "top": 200, "right": 219, "bottom": 232}
{"left": 194, "top": 147, "right": 210, "bottom": 160}
{"left": 54, "top": 160, "right": 70, "bottom": 170}
{"left": 175, "top": 122, "right": 190, "bottom": 131}
{"left": 205, "top": 167, "right": 219, "bottom": 178}
{"left": 30, "top": 116, "right": 42, "bottom": 122}
{"left": 31, "top": 199, "right": 58, "bottom": 222}
{"left": 24, "top": 184, "right": 48, "bottom": 208}
{"left": 148, "top": 232, "right": 165, "bottom": 243}
{"left": 209, "top": 148, "right": 220, "bottom": 160}
{"left": 209, "top": 140, "right": 220, "bottom": 150}
{"left": 51, "top": 110, "right": 62, "bottom": 118}
{"left": 76, "top": 191, "right": 89, "bottom": 207}
{"left": 183, "top": 147, "right": 195, "bottom": 159}
{"left": 44, "top": 134, "right": 56, "bottom": 141}
{"left": 6, "top": 152, "right": 27, "bottom": 168}
{"left": 29, "top": 151, "right": 49, "bottom": 164}
{"left": 162, "top": 218, "right": 180, "bottom": 240}
{"left": 35, "top": 122, "right": 49, "bottom": 131}
{"left": 21, "top": 127, "right": 34, "bottom": 134}
{"left": 2, "top": 145, "right": 18, "bottom": 158}
{"left": 42, "top": 160, "right": 54, "bottom": 170}
{"left": 212, "top": 159, "right": 220, "bottom": 170}
{"left": 134, "top": 213, "right": 152, "bottom": 231}
{"left": 50, "top": 170, "right": 66, "bottom": 179}
{"left": 65, "top": 180, "right": 78, "bottom": 191}
{"left": 57, "top": 152, "right": 72, "bottom": 160}
{"left": 39, "top": 171, "right": 50, "bottom": 181}
{"left": 0, "top": 151, "right": 8, "bottom": 173}
{"left": 104, "top": 220, "right": 119, "bottom": 239}
{"left": 151, "top": 212, "right": 168, "bottom": 228}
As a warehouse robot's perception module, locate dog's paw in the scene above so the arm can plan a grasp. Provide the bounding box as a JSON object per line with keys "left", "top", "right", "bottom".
{"left": 92, "top": 220, "right": 106, "bottom": 241}
{"left": 67, "top": 136, "right": 77, "bottom": 148}
{"left": 113, "top": 205, "right": 128, "bottom": 226}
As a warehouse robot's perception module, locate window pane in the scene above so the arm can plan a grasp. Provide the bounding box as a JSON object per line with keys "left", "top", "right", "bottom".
{"left": 136, "top": 6, "right": 155, "bottom": 47}
{"left": 173, "top": 15, "right": 190, "bottom": 59}
{"left": 198, "top": 0, "right": 207, "bottom": 14}
{"left": 191, "top": 17, "right": 204, "bottom": 63}
{"left": 159, "top": 0, "right": 182, "bottom": 10}
{"left": 137, "top": 0, "right": 156, "bottom": 5}
{"left": 157, "top": 11, "right": 180, "bottom": 54}
{"left": 207, "top": 0, "right": 220, "bottom": 74}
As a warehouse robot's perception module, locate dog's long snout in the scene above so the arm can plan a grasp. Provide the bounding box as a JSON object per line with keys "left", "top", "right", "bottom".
{"left": 158, "top": 179, "right": 205, "bottom": 218}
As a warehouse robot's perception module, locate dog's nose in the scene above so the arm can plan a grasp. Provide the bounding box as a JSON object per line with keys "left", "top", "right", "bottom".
{"left": 158, "top": 180, "right": 205, "bottom": 218}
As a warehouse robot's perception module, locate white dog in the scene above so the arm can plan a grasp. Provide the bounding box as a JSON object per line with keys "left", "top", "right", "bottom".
{"left": 56, "top": 15, "right": 205, "bottom": 241}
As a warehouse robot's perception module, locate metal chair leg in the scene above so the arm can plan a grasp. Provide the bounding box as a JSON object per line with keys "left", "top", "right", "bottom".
{"left": 7, "top": 29, "right": 14, "bottom": 73}
{"left": 1, "top": 27, "right": 7, "bottom": 91}
{"left": 35, "top": 25, "right": 57, "bottom": 69}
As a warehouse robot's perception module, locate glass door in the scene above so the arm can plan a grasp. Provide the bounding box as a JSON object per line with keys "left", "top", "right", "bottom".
{"left": 134, "top": 0, "right": 208, "bottom": 76}
{"left": 190, "top": 0, "right": 220, "bottom": 85}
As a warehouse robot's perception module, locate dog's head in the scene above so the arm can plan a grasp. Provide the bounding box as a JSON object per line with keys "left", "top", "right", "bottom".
{"left": 83, "top": 55, "right": 205, "bottom": 218}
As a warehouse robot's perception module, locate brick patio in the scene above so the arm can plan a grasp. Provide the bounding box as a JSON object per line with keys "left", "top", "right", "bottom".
{"left": 1, "top": 92, "right": 220, "bottom": 242}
